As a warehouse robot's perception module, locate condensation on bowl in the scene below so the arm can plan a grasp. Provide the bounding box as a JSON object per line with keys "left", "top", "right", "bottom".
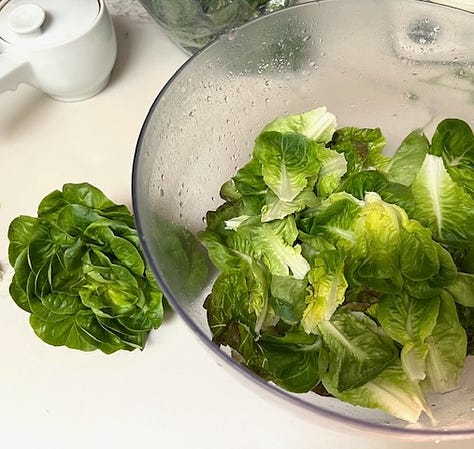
{"left": 133, "top": 0, "right": 474, "bottom": 439}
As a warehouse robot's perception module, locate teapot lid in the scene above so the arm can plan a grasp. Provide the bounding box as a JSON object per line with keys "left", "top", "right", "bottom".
{"left": 0, "top": 0, "right": 100, "bottom": 48}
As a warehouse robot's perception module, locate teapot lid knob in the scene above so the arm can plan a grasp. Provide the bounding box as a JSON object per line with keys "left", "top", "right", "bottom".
{"left": 8, "top": 3, "right": 45, "bottom": 36}
{"left": 0, "top": 0, "right": 99, "bottom": 47}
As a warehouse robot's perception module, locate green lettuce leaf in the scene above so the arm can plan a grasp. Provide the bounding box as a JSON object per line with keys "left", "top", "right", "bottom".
{"left": 446, "top": 272, "right": 474, "bottom": 307}
{"left": 260, "top": 331, "right": 321, "bottom": 393}
{"left": 262, "top": 106, "right": 337, "bottom": 143}
{"left": 422, "top": 292, "right": 467, "bottom": 394}
{"left": 314, "top": 146, "right": 347, "bottom": 197}
{"left": 330, "top": 126, "right": 390, "bottom": 176}
{"left": 302, "top": 251, "right": 347, "bottom": 333}
{"left": 318, "top": 310, "right": 397, "bottom": 391}
{"left": 204, "top": 264, "right": 270, "bottom": 338}
{"left": 346, "top": 193, "right": 404, "bottom": 293}
{"left": 298, "top": 192, "right": 361, "bottom": 250}
{"left": 431, "top": 118, "right": 474, "bottom": 197}
{"left": 253, "top": 131, "right": 322, "bottom": 202}
{"left": 336, "top": 170, "right": 415, "bottom": 214}
{"left": 261, "top": 188, "right": 319, "bottom": 223}
{"left": 377, "top": 292, "right": 440, "bottom": 382}
{"left": 377, "top": 293, "right": 440, "bottom": 346}
{"left": 456, "top": 304, "right": 474, "bottom": 355}
{"left": 234, "top": 216, "right": 310, "bottom": 280}
{"left": 386, "top": 129, "right": 430, "bottom": 186}
{"left": 411, "top": 154, "right": 474, "bottom": 247}
{"left": 269, "top": 275, "right": 307, "bottom": 324}
{"left": 323, "top": 361, "right": 433, "bottom": 424}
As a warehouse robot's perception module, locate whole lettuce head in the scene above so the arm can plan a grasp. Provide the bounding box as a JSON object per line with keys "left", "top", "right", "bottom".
{"left": 8, "top": 183, "right": 164, "bottom": 354}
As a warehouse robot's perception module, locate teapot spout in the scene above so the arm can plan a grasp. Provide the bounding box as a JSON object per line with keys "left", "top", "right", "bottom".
{"left": 0, "top": 54, "right": 33, "bottom": 93}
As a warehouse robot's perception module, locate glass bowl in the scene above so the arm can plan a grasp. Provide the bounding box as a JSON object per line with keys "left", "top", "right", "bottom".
{"left": 132, "top": 0, "right": 474, "bottom": 439}
{"left": 137, "top": 0, "right": 295, "bottom": 54}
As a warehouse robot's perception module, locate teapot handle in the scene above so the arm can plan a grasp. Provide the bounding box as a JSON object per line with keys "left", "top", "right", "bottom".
{"left": 0, "top": 53, "right": 32, "bottom": 93}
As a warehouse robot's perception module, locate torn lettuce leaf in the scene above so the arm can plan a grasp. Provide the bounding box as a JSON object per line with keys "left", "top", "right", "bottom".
{"left": 259, "top": 330, "right": 321, "bottom": 393}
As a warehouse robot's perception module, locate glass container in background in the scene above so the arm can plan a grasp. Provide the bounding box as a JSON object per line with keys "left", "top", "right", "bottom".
{"left": 137, "top": 0, "right": 294, "bottom": 54}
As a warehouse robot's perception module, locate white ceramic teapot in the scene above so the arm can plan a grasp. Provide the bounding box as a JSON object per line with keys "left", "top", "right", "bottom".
{"left": 0, "top": 0, "right": 117, "bottom": 101}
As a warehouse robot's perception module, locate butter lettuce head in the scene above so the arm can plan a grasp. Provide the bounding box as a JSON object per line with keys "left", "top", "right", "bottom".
{"left": 8, "top": 183, "right": 164, "bottom": 354}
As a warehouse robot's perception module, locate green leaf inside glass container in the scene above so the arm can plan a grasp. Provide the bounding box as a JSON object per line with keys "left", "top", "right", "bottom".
{"left": 139, "top": 0, "right": 295, "bottom": 53}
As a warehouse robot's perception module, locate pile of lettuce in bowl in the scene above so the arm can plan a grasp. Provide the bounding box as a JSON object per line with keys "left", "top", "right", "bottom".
{"left": 132, "top": 0, "right": 474, "bottom": 439}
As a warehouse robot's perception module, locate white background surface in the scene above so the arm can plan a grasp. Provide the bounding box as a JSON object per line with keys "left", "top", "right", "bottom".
{"left": 0, "top": 14, "right": 473, "bottom": 449}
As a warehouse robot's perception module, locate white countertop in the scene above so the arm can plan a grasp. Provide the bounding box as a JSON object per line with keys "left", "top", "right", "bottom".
{"left": 0, "top": 14, "right": 472, "bottom": 449}
{"left": 105, "top": 0, "right": 152, "bottom": 21}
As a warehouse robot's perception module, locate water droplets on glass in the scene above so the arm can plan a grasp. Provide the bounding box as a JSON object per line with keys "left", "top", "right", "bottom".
{"left": 407, "top": 18, "right": 441, "bottom": 45}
